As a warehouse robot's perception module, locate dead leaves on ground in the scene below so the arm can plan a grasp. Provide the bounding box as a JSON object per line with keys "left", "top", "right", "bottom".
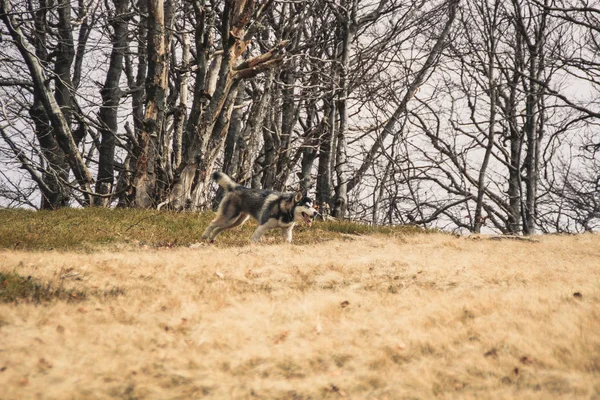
{"left": 273, "top": 330, "right": 289, "bottom": 345}
{"left": 484, "top": 348, "right": 536, "bottom": 367}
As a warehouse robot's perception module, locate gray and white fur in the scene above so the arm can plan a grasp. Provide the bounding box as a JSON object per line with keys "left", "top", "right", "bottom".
{"left": 202, "top": 172, "right": 318, "bottom": 243}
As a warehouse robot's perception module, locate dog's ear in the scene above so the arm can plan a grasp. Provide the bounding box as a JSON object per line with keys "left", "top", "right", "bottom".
{"left": 294, "top": 191, "right": 303, "bottom": 203}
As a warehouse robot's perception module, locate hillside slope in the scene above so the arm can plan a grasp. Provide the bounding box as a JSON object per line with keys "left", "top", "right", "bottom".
{"left": 1, "top": 233, "right": 599, "bottom": 399}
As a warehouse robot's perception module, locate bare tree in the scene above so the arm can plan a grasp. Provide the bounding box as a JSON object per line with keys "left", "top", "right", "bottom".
{"left": 95, "top": 0, "right": 130, "bottom": 206}
{"left": 1, "top": 0, "right": 95, "bottom": 205}
{"left": 0, "top": 0, "right": 597, "bottom": 234}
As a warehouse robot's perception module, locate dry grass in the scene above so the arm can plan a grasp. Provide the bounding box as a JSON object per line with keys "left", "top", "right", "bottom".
{"left": 1, "top": 223, "right": 599, "bottom": 398}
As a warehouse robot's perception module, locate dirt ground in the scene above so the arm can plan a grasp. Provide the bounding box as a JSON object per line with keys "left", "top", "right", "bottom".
{"left": 1, "top": 233, "right": 599, "bottom": 399}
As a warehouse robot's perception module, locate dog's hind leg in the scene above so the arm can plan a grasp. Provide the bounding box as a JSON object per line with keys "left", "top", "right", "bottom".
{"left": 229, "top": 213, "right": 250, "bottom": 229}
{"left": 201, "top": 222, "right": 218, "bottom": 241}
{"left": 202, "top": 195, "right": 239, "bottom": 242}
{"left": 201, "top": 213, "right": 232, "bottom": 241}
{"left": 208, "top": 213, "right": 249, "bottom": 241}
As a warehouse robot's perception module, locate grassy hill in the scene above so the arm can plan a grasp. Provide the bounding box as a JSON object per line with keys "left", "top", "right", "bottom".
{"left": 0, "top": 209, "right": 599, "bottom": 399}
{"left": 0, "top": 208, "right": 421, "bottom": 250}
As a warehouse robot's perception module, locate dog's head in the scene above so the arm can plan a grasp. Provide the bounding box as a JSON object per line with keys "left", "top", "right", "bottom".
{"left": 291, "top": 191, "right": 318, "bottom": 227}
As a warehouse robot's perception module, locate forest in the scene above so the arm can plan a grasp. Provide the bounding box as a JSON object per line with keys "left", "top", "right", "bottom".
{"left": 0, "top": 0, "right": 598, "bottom": 234}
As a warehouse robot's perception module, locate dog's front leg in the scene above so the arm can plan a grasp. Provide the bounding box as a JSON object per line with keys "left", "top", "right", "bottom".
{"left": 281, "top": 226, "right": 293, "bottom": 243}
{"left": 251, "top": 225, "right": 269, "bottom": 242}
{"left": 252, "top": 219, "right": 280, "bottom": 242}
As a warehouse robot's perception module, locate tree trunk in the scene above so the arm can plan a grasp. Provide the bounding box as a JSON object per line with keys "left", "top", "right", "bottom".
{"left": 274, "top": 69, "right": 297, "bottom": 190}
{"left": 523, "top": 53, "right": 541, "bottom": 235}
{"left": 172, "top": 31, "right": 190, "bottom": 172}
{"left": 236, "top": 76, "right": 273, "bottom": 185}
{"left": 95, "top": 0, "right": 129, "bottom": 206}
{"left": 121, "top": 0, "right": 148, "bottom": 207}
{"left": 505, "top": 35, "right": 523, "bottom": 234}
{"left": 30, "top": 100, "right": 70, "bottom": 209}
{"left": 511, "top": 0, "right": 548, "bottom": 235}
{"left": 133, "top": 0, "right": 169, "bottom": 207}
{"left": 73, "top": 0, "right": 91, "bottom": 91}
{"left": 316, "top": 99, "right": 335, "bottom": 212}
{"left": 474, "top": 8, "right": 499, "bottom": 233}
{"left": 161, "top": 0, "right": 284, "bottom": 210}
{"left": 261, "top": 100, "right": 277, "bottom": 190}
{"left": 54, "top": 0, "right": 75, "bottom": 128}
{"left": 1, "top": 0, "right": 95, "bottom": 202}
{"left": 223, "top": 84, "right": 246, "bottom": 176}
{"left": 298, "top": 104, "right": 319, "bottom": 194}
{"left": 183, "top": 1, "right": 211, "bottom": 154}
{"left": 332, "top": 0, "right": 355, "bottom": 218}
{"left": 28, "top": 0, "right": 70, "bottom": 209}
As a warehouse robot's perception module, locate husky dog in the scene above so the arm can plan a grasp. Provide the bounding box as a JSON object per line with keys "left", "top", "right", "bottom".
{"left": 202, "top": 172, "right": 318, "bottom": 243}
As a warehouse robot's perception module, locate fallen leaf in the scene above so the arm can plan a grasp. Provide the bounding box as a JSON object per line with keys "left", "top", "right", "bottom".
{"left": 520, "top": 356, "right": 533, "bottom": 365}
{"left": 38, "top": 358, "right": 53, "bottom": 369}
{"left": 77, "top": 307, "right": 87, "bottom": 313}
{"left": 340, "top": 301, "right": 350, "bottom": 308}
{"left": 274, "top": 330, "right": 289, "bottom": 344}
{"left": 573, "top": 292, "right": 582, "bottom": 299}
{"left": 215, "top": 271, "right": 224, "bottom": 279}
{"left": 484, "top": 348, "right": 498, "bottom": 358}
{"left": 329, "top": 384, "right": 346, "bottom": 396}
{"left": 315, "top": 322, "right": 322, "bottom": 335}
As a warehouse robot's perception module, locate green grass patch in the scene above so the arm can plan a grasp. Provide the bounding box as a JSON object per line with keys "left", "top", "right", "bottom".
{"left": 0, "top": 208, "right": 426, "bottom": 251}
{"left": 0, "top": 208, "right": 210, "bottom": 251}
{"left": 0, "top": 270, "right": 125, "bottom": 304}
{"left": 316, "top": 219, "right": 424, "bottom": 235}
{"left": 0, "top": 271, "right": 88, "bottom": 303}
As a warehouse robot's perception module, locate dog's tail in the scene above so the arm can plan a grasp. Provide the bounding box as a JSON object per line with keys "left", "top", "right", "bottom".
{"left": 212, "top": 172, "right": 237, "bottom": 192}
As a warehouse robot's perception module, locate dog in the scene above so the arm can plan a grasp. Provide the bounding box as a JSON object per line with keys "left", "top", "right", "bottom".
{"left": 202, "top": 172, "right": 318, "bottom": 243}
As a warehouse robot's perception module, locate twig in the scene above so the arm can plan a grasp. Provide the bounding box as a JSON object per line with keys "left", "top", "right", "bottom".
{"left": 488, "top": 235, "right": 539, "bottom": 243}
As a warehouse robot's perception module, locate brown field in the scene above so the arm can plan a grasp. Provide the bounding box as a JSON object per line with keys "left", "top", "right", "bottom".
{"left": 1, "top": 231, "right": 599, "bottom": 399}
